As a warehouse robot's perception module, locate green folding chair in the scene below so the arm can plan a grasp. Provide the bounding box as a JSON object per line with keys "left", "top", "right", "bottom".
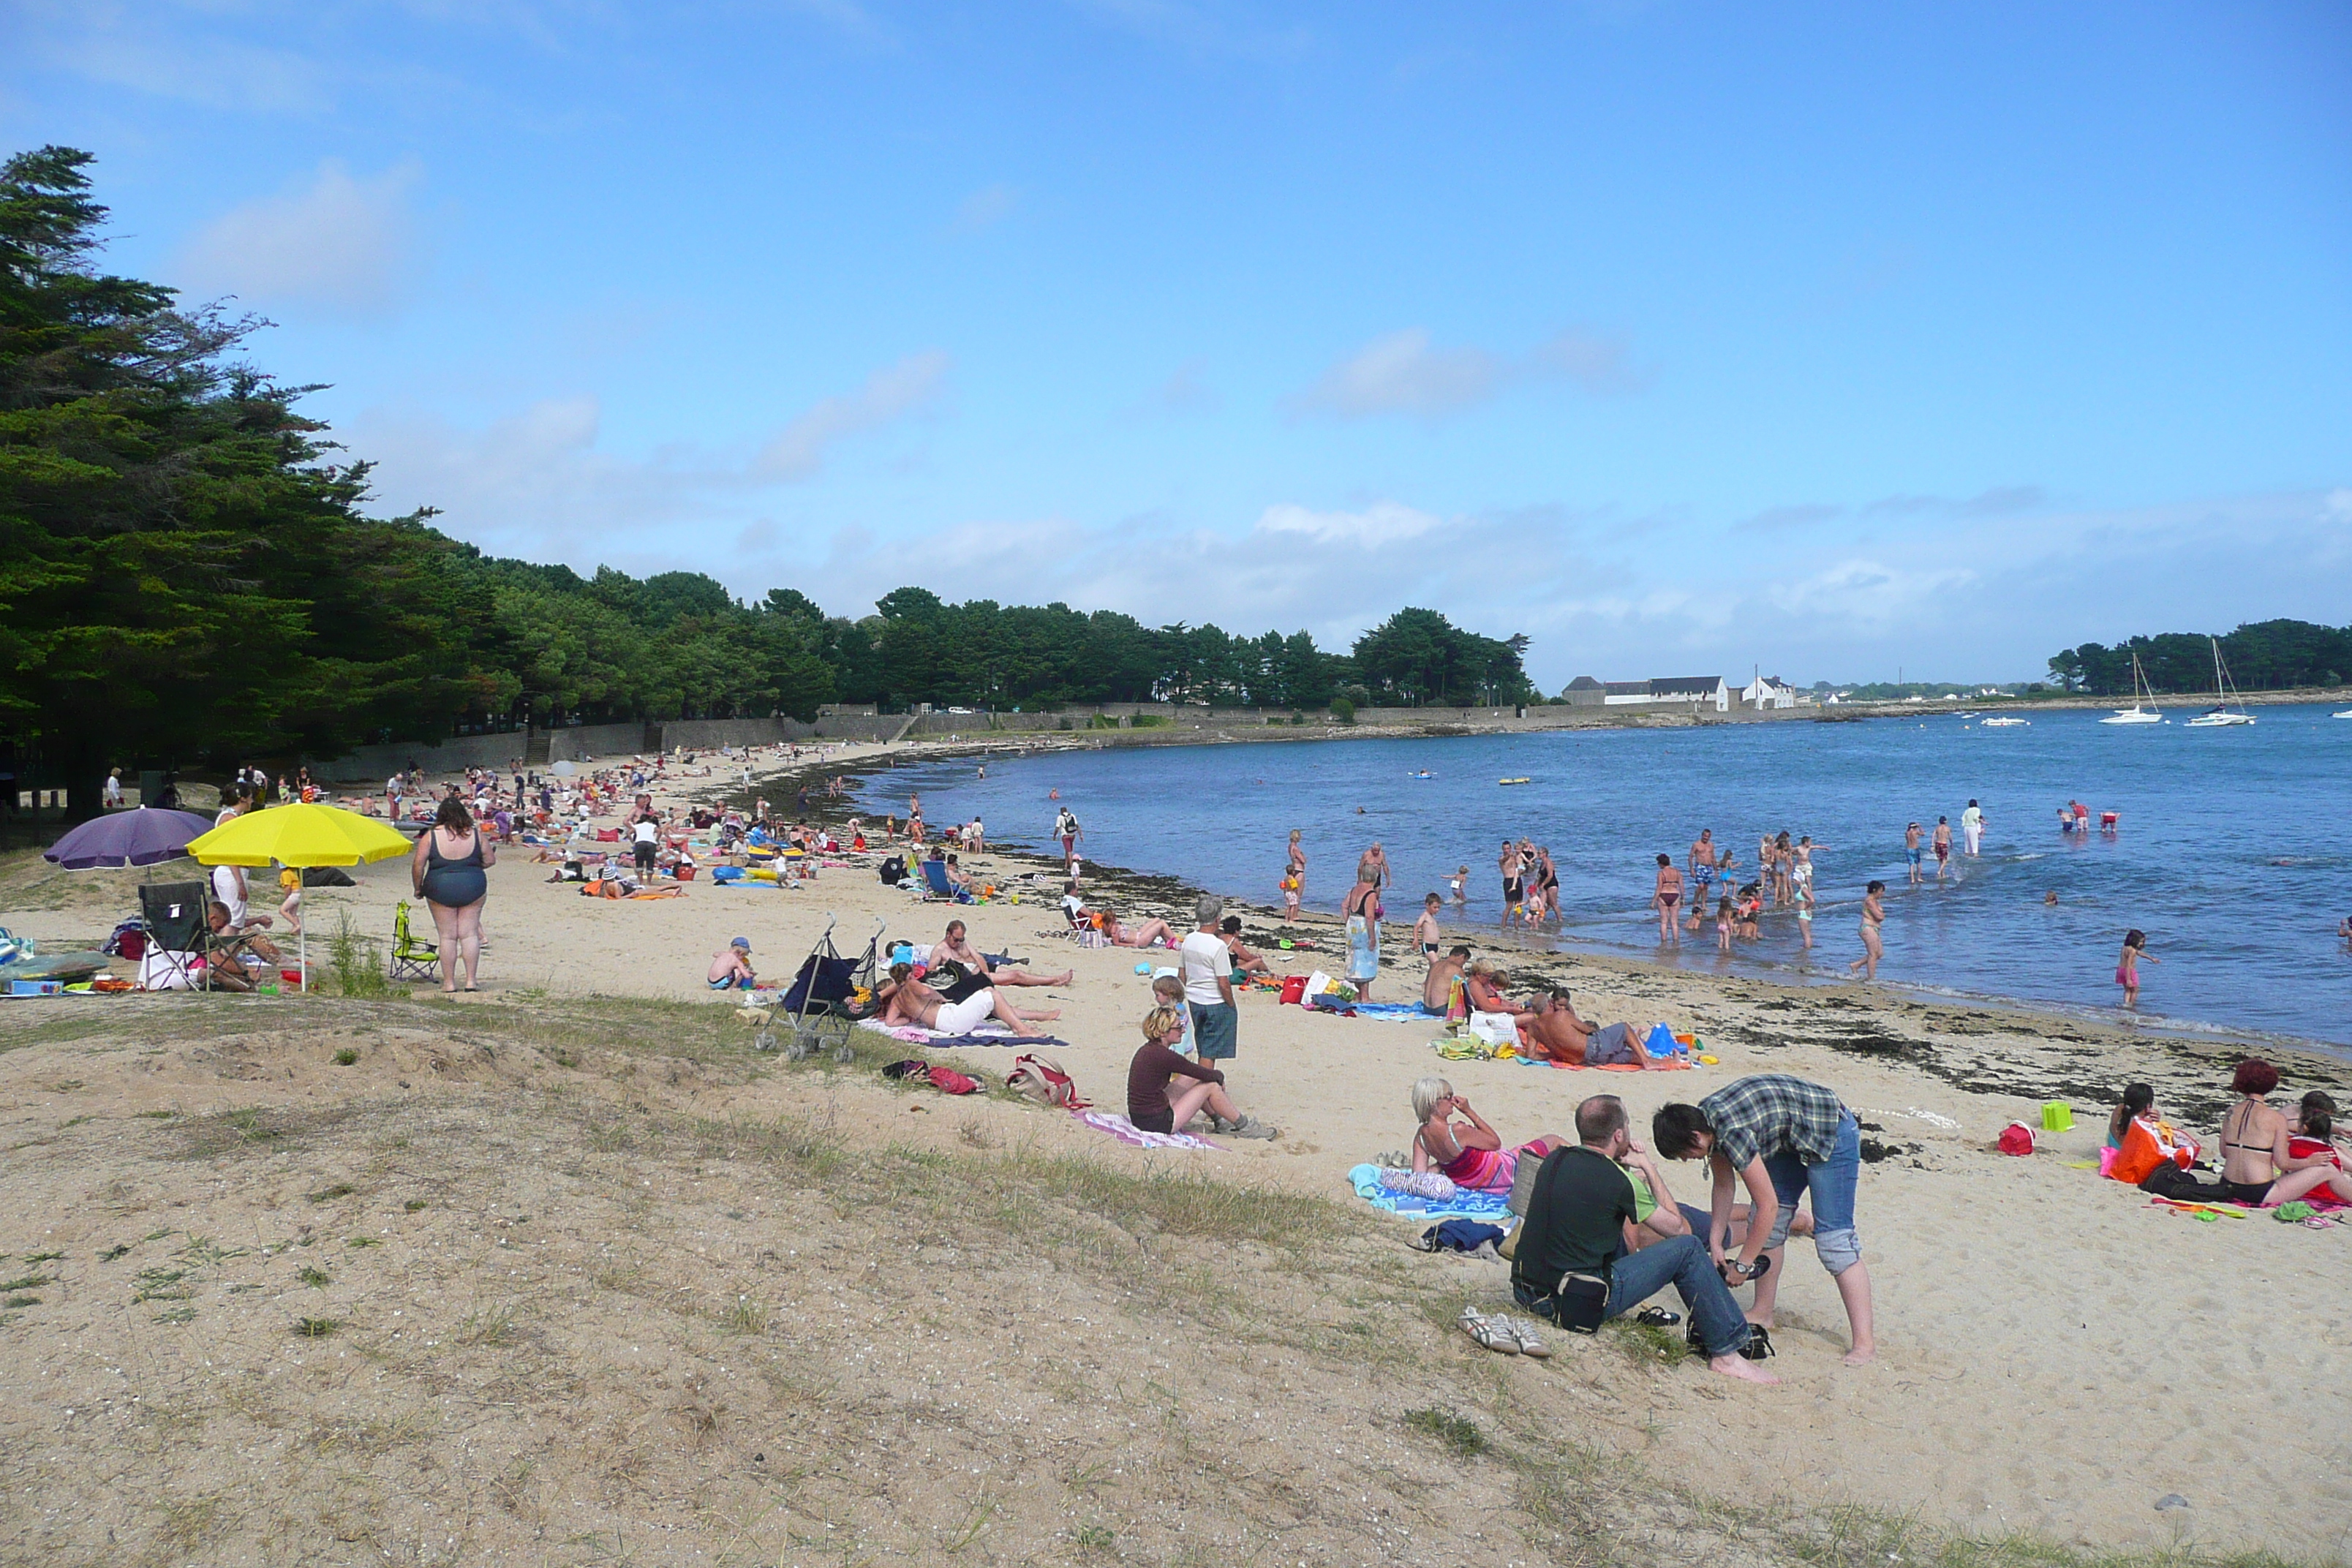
{"left": 389, "top": 900, "right": 440, "bottom": 984}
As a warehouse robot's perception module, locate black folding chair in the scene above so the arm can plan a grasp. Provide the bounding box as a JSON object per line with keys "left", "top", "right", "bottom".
{"left": 137, "top": 882, "right": 210, "bottom": 991}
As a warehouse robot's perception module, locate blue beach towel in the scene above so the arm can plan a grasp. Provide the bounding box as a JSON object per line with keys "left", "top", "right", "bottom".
{"left": 1347, "top": 1164, "right": 1516, "bottom": 1224}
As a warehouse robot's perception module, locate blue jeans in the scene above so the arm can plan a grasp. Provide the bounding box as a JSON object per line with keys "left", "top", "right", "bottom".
{"left": 1515, "top": 1233, "right": 1749, "bottom": 1359}
{"left": 1760, "top": 1111, "right": 1863, "bottom": 1273}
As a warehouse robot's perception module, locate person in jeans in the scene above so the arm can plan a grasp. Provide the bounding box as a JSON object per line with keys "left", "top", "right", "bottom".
{"left": 1653, "top": 1073, "right": 1877, "bottom": 1365}
{"left": 1511, "top": 1095, "right": 1777, "bottom": 1385}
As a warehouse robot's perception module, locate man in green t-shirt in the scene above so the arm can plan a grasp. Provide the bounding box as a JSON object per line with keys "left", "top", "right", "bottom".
{"left": 1511, "top": 1095, "right": 1778, "bottom": 1384}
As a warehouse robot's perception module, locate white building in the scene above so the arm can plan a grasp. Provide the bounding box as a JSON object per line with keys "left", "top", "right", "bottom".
{"left": 1740, "top": 674, "right": 1801, "bottom": 710}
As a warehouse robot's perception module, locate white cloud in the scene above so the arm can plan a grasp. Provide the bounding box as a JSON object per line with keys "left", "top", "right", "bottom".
{"left": 1257, "top": 500, "right": 1445, "bottom": 549}
{"left": 1295, "top": 328, "right": 1504, "bottom": 418}
{"left": 755, "top": 351, "right": 952, "bottom": 480}
{"left": 951, "top": 183, "right": 1018, "bottom": 234}
{"left": 1296, "top": 324, "right": 1644, "bottom": 419}
{"left": 178, "top": 159, "right": 424, "bottom": 313}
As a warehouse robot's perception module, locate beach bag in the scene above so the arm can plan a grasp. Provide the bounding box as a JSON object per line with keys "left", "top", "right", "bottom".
{"left": 927, "top": 1066, "right": 980, "bottom": 1096}
{"left": 1006, "top": 1052, "right": 1085, "bottom": 1109}
{"left": 1997, "top": 1123, "right": 2035, "bottom": 1156}
{"left": 1551, "top": 1271, "right": 1610, "bottom": 1335}
{"left": 2111, "top": 1116, "right": 2198, "bottom": 1186}
{"left": 1468, "top": 1011, "right": 1519, "bottom": 1047}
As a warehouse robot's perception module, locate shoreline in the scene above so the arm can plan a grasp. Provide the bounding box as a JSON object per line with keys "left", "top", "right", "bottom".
{"left": 787, "top": 739, "right": 2352, "bottom": 1089}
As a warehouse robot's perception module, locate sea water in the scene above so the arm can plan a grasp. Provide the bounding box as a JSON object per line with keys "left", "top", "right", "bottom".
{"left": 853, "top": 704, "right": 2352, "bottom": 1052}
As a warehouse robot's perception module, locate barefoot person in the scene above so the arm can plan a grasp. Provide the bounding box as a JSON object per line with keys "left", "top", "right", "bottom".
{"left": 1409, "top": 1077, "right": 1559, "bottom": 1194}
{"left": 1128, "top": 1006, "right": 1274, "bottom": 1138}
{"left": 2115, "top": 929, "right": 2157, "bottom": 1009}
{"left": 1523, "top": 992, "right": 1669, "bottom": 1067}
{"left": 1422, "top": 943, "right": 1470, "bottom": 1016}
{"left": 1342, "top": 872, "right": 1382, "bottom": 1000}
{"left": 2214, "top": 1059, "right": 2352, "bottom": 1207}
{"left": 928, "top": 919, "right": 1072, "bottom": 987}
{"left": 1511, "top": 1095, "right": 1778, "bottom": 1384}
{"left": 1653, "top": 1074, "right": 1877, "bottom": 1365}
{"left": 707, "top": 937, "right": 757, "bottom": 990}
{"left": 411, "top": 795, "right": 494, "bottom": 993}
{"left": 1093, "top": 903, "right": 1177, "bottom": 949}
{"left": 1931, "top": 816, "right": 1953, "bottom": 881}
{"left": 876, "top": 962, "right": 1058, "bottom": 1038}
{"left": 1848, "top": 881, "right": 1885, "bottom": 981}
{"left": 1652, "top": 854, "right": 1684, "bottom": 945}
{"left": 1179, "top": 895, "right": 1243, "bottom": 1077}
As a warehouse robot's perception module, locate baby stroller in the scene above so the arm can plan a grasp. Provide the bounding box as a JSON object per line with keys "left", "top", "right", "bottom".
{"left": 770, "top": 912, "right": 886, "bottom": 1062}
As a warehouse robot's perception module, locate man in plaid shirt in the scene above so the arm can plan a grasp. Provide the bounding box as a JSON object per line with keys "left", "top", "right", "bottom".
{"left": 1652, "top": 1074, "right": 1876, "bottom": 1365}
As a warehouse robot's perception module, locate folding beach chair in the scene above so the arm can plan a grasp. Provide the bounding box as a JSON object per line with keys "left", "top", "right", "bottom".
{"left": 137, "top": 882, "right": 209, "bottom": 992}
{"left": 388, "top": 900, "right": 440, "bottom": 984}
{"left": 774, "top": 913, "right": 885, "bottom": 1063}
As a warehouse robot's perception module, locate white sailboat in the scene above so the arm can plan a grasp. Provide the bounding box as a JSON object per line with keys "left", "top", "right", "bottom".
{"left": 2098, "top": 652, "right": 2164, "bottom": 725}
{"left": 2185, "top": 638, "right": 2255, "bottom": 728}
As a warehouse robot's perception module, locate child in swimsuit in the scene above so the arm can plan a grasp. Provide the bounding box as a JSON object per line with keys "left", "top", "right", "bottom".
{"left": 2115, "top": 930, "right": 2157, "bottom": 1008}
{"left": 1414, "top": 894, "right": 1443, "bottom": 956}
{"left": 1450, "top": 866, "right": 1467, "bottom": 904}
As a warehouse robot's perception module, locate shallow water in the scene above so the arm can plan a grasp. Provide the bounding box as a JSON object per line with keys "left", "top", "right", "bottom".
{"left": 850, "top": 705, "right": 2352, "bottom": 1051}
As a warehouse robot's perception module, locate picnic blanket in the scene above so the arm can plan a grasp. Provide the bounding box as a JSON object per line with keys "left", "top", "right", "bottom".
{"left": 1075, "top": 1110, "right": 1220, "bottom": 1151}
{"left": 1347, "top": 1163, "right": 1516, "bottom": 1224}
{"left": 858, "top": 1018, "right": 1076, "bottom": 1050}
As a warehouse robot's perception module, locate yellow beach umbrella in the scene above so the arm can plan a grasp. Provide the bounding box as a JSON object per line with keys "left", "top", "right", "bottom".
{"left": 185, "top": 804, "right": 413, "bottom": 991}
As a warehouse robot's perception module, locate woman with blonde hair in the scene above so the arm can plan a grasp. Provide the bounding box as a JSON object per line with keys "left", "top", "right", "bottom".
{"left": 1410, "top": 1076, "right": 1560, "bottom": 1194}
{"left": 1128, "top": 1006, "right": 1275, "bottom": 1138}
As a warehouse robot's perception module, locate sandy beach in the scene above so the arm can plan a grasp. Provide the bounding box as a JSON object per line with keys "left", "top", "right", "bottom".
{"left": 3, "top": 738, "right": 2349, "bottom": 1564}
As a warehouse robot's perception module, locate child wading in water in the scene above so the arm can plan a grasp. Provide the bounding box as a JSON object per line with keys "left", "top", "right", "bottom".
{"left": 1848, "top": 880, "right": 1886, "bottom": 981}
{"left": 2116, "top": 930, "right": 2158, "bottom": 1008}
{"left": 1714, "top": 895, "right": 1734, "bottom": 954}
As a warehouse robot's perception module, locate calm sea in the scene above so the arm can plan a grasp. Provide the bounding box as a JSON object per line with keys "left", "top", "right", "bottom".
{"left": 848, "top": 704, "right": 2352, "bottom": 1052}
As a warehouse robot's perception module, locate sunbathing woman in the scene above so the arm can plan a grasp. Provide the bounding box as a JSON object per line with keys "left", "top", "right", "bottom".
{"left": 1409, "top": 1077, "right": 1560, "bottom": 1195}
{"left": 1463, "top": 960, "right": 1537, "bottom": 1023}
{"left": 875, "top": 962, "right": 1059, "bottom": 1038}
{"left": 1094, "top": 904, "right": 1177, "bottom": 949}
{"left": 2215, "top": 1058, "right": 2352, "bottom": 1207}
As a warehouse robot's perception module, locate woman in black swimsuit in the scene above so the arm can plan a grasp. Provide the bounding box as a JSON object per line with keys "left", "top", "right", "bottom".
{"left": 2217, "top": 1058, "right": 2352, "bottom": 1207}
{"left": 410, "top": 796, "right": 495, "bottom": 993}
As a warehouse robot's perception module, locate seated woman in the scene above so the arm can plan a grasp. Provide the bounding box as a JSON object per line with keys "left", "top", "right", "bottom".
{"left": 2215, "top": 1058, "right": 2352, "bottom": 1206}
{"left": 2106, "top": 1083, "right": 2155, "bottom": 1150}
{"left": 1128, "top": 1006, "right": 1275, "bottom": 1139}
{"left": 1218, "top": 915, "right": 1275, "bottom": 976}
{"left": 1409, "top": 1076, "right": 1558, "bottom": 1194}
{"left": 875, "top": 962, "right": 1059, "bottom": 1038}
{"left": 1093, "top": 904, "right": 1176, "bottom": 949}
{"left": 2290, "top": 1092, "right": 2347, "bottom": 1172}
{"left": 1463, "top": 960, "right": 1537, "bottom": 1022}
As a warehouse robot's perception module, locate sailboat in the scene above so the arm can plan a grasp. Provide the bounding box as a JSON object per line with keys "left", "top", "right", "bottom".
{"left": 2098, "top": 652, "right": 2164, "bottom": 725}
{"left": 2185, "top": 637, "right": 2255, "bottom": 728}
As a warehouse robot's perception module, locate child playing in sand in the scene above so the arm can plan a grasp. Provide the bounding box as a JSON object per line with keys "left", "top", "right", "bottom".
{"left": 1414, "top": 894, "right": 1443, "bottom": 958}
{"left": 2116, "top": 930, "right": 2157, "bottom": 1008}
{"left": 707, "top": 938, "right": 756, "bottom": 990}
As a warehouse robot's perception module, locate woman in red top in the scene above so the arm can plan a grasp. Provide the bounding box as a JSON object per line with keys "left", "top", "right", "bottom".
{"left": 1127, "top": 1007, "right": 1275, "bottom": 1139}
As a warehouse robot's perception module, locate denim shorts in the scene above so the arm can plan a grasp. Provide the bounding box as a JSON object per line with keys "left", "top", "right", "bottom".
{"left": 1760, "top": 1111, "right": 1861, "bottom": 1265}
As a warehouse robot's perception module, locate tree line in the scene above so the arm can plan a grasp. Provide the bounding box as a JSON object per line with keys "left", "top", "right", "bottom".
{"left": 2047, "top": 620, "right": 2351, "bottom": 696}
{"left": 0, "top": 147, "right": 1535, "bottom": 814}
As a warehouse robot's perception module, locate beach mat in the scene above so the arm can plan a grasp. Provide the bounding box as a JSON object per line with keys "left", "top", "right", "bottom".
{"left": 1074, "top": 1110, "right": 1220, "bottom": 1151}
{"left": 1347, "top": 1163, "right": 1515, "bottom": 1224}
{"left": 859, "top": 1019, "right": 1074, "bottom": 1050}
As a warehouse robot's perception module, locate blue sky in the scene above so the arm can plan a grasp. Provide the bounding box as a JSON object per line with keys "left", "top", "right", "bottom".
{"left": 5, "top": 1, "right": 2348, "bottom": 691}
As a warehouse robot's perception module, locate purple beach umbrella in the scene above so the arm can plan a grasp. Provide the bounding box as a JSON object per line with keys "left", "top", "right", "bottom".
{"left": 42, "top": 807, "right": 219, "bottom": 870}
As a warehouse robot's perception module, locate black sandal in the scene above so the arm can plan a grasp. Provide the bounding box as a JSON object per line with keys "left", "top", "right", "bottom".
{"left": 1635, "top": 1306, "right": 1682, "bottom": 1327}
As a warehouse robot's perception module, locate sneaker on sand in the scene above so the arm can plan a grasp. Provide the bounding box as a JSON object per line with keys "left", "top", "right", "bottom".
{"left": 1458, "top": 1306, "right": 1520, "bottom": 1355}
{"left": 1222, "top": 1115, "right": 1278, "bottom": 1139}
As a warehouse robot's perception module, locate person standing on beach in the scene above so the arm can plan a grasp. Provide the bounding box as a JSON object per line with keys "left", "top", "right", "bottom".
{"left": 103, "top": 768, "right": 123, "bottom": 810}
{"left": 1848, "top": 881, "right": 1885, "bottom": 980}
{"left": 1179, "top": 896, "right": 1243, "bottom": 1079}
{"left": 1057, "top": 807, "right": 1083, "bottom": 875}
{"left": 1931, "top": 817, "right": 1953, "bottom": 882}
{"left": 1904, "top": 822, "right": 1924, "bottom": 886}
{"left": 1499, "top": 839, "right": 1523, "bottom": 919}
{"left": 1961, "top": 799, "right": 1985, "bottom": 857}
{"left": 1653, "top": 854, "right": 1684, "bottom": 946}
{"left": 1795, "top": 882, "right": 1814, "bottom": 952}
{"left": 1343, "top": 873, "right": 1383, "bottom": 1000}
{"left": 1653, "top": 1074, "right": 1877, "bottom": 1365}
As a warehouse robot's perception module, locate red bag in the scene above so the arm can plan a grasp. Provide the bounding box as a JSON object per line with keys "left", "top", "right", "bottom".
{"left": 1278, "top": 975, "right": 1308, "bottom": 1005}
{"left": 927, "top": 1066, "right": 979, "bottom": 1096}
{"left": 1997, "top": 1123, "right": 2035, "bottom": 1156}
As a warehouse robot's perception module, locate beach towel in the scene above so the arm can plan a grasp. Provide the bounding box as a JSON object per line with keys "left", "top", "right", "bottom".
{"left": 1316, "top": 1000, "right": 1447, "bottom": 1023}
{"left": 1075, "top": 1110, "right": 1220, "bottom": 1151}
{"left": 1346, "top": 915, "right": 1379, "bottom": 982}
{"left": 857, "top": 1018, "right": 1075, "bottom": 1050}
{"left": 1348, "top": 1163, "right": 1516, "bottom": 1224}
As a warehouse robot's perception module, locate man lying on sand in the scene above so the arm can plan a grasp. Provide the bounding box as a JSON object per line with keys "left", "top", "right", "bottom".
{"left": 1523, "top": 992, "right": 1673, "bottom": 1068}
{"left": 927, "top": 919, "right": 1071, "bottom": 987}
{"left": 1511, "top": 1094, "right": 1778, "bottom": 1384}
